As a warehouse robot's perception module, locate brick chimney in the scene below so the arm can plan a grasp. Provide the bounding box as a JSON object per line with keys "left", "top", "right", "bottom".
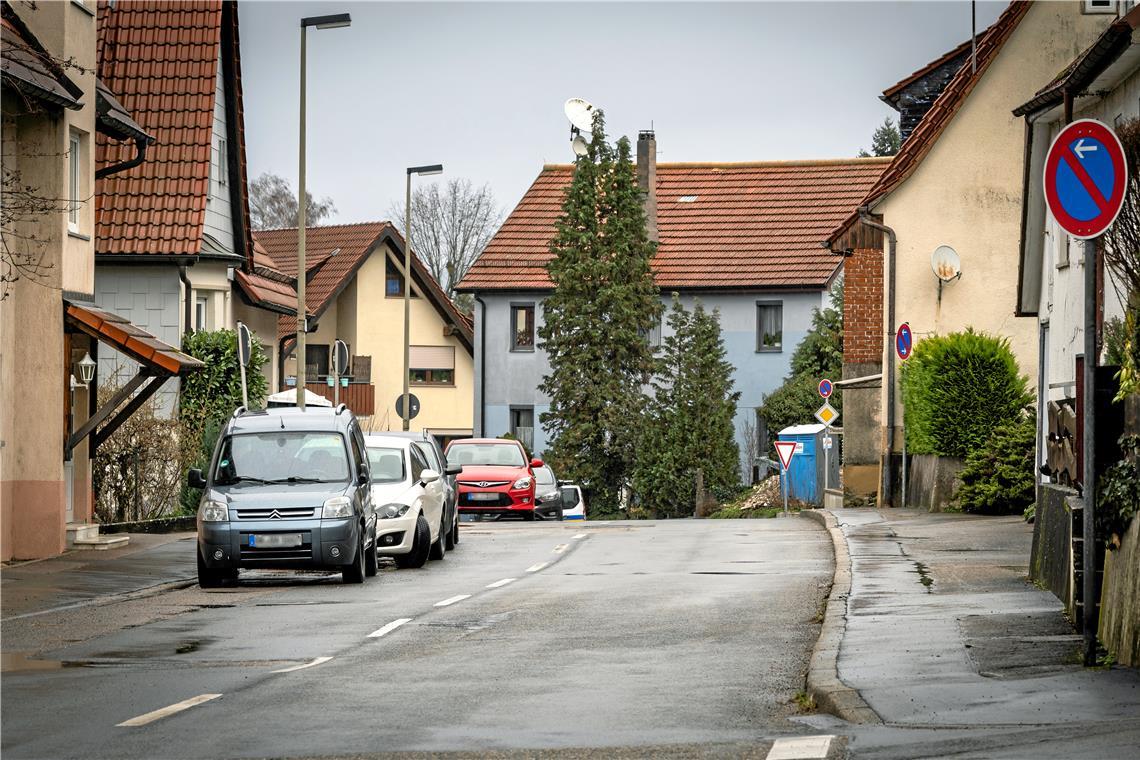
{"left": 637, "top": 130, "right": 658, "bottom": 243}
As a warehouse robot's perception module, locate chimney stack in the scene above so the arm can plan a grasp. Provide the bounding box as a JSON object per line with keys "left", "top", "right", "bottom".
{"left": 637, "top": 130, "right": 658, "bottom": 243}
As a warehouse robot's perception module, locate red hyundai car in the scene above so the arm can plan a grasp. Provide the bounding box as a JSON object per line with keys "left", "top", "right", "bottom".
{"left": 445, "top": 438, "right": 543, "bottom": 521}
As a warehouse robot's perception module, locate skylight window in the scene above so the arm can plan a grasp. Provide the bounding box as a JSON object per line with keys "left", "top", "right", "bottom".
{"left": 678, "top": 195, "right": 698, "bottom": 203}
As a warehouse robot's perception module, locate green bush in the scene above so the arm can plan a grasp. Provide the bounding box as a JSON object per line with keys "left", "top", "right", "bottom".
{"left": 900, "top": 329, "right": 1032, "bottom": 457}
{"left": 957, "top": 412, "right": 1036, "bottom": 515}
{"left": 1098, "top": 434, "right": 1140, "bottom": 548}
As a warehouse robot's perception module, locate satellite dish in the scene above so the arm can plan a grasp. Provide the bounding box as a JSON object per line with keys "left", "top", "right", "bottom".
{"left": 931, "top": 245, "right": 962, "bottom": 282}
{"left": 571, "top": 135, "right": 589, "bottom": 156}
{"left": 564, "top": 98, "right": 597, "bottom": 133}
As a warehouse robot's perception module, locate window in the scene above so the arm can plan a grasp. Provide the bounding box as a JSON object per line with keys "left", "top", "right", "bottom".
{"left": 195, "top": 296, "right": 208, "bottom": 331}
{"left": 306, "top": 343, "right": 329, "bottom": 381}
{"left": 68, "top": 132, "right": 81, "bottom": 231}
{"left": 756, "top": 302, "right": 783, "bottom": 352}
{"left": 367, "top": 446, "right": 406, "bottom": 483}
{"left": 511, "top": 304, "right": 535, "bottom": 351}
{"left": 385, "top": 256, "right": 416, "bottom": 297}
{"left": 1082, "top": 0, "right": 1118, "bottom": 14}
{"left": 217, "top": 137, "right": 228, "bottom": 186}
{"left": 413, "top": 441, "right": 442, "bottom": 473}
{"left": 409, "top": 445, "right": 428, "bottom": 482}
{"left": 214, "top": 432, "right": 350, "bottom": 484}
{"left": 510, "top": 406, "right": 534, "bottom": 456}
{"left": 410, "top": 345, "right": 455, "bottom": 385}
{"left": 446, "top": 441, "right": 526, "bottom": 467}
{"left": 641, "top": 316, "right": 662, "bottom": 347}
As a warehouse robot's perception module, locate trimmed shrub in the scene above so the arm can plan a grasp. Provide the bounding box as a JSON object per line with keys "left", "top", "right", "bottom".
{"left": 957, "top": 412, "right": 1036, "bottom": 515}
{"left": 900, "top": 329, "right": 1032, "bottom": 458}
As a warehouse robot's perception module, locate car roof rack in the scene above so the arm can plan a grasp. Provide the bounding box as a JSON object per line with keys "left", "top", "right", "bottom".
{"left": 231, "top": 406, "right": 247, "bottom": 418}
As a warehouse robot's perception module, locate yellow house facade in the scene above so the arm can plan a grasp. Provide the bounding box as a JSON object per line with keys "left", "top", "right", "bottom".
{"left": 255, "top": 223, "right": 474, "bottom": 445}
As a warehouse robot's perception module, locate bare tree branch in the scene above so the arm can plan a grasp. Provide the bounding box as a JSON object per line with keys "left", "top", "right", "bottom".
{"left": 389, "top": 178, "right": 502, "bottom": 307}
{"left": 249, "top": 172, "right": 337, "bottom": 230}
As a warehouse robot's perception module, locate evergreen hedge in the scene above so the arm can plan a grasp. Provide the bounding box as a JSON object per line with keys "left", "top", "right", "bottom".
{"left": 957, "top": 412, "right": 1036, "bottom": 515}
{"left": 899, "top": 329, "right": 1032, "bottom": 458}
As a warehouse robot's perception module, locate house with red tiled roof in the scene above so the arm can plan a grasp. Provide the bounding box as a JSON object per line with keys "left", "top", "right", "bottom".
{"left": 824, "top": 1, "right": 1112, "bottom": 505}
{"left": 2, "top": 0, "right": 207, "bottom": 560}
{"left": 457, "top": 131, "right": 889, "bottom": 480}
{"left": 92, "top": 0, "right": 297, "bottom": 405}
{"left": 255, "top": 222, "right": 474, "bottom": 443}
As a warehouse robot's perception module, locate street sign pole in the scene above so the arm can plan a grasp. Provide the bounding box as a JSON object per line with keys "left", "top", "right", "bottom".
{"left": 236, "top": 322, "right": 250, "bottom": 410}
{"left": 823, "top": 425, "right": 830, "bottom": 493}
{"left": 782, "top": 460, "right": 788, "bottom": 515}
{"left": 1082, "top": 238, "right": 1097, "bottom": 666}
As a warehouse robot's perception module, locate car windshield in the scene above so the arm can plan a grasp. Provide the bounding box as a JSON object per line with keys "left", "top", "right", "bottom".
{"left": 215, "top": 432, "right": 350, "bottom": 484}
{"left": 447, "top": 442, "right": 526, "bottom": 467}
{"left": 367, "top": 446, "right": 406, "bottom": 484}
{"left": 534, "top": 466, "right": 555, "bottom": 485}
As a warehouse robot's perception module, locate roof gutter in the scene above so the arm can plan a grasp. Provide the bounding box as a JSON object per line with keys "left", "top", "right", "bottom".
{"left": 95, "top": 137, "right": 149, "bottom": 179}
{"left": 857, "top": 206, "right": 898, "bottom": 509}
{"left": 178, "top": 264, "right": 193, "bottom": 340}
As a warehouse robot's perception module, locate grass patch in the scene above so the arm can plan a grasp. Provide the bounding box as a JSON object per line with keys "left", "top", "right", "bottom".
{"left": 707, "top": 506, "right": 780, "bottom": 519}
{"left": 792, "top": 690, "right": 817, "bottom": 713}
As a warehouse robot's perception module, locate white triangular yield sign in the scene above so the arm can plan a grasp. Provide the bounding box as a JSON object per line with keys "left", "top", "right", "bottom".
{"left": 774, "top": 440, "right": 797, "bottom": 470}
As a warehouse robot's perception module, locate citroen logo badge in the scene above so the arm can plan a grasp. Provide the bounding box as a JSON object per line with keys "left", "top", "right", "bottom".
{"left": 477, "top": 481, "right": 489, "bottom": 488}
{"left": 269, "top": 509, "right": 282, "bottom": 519}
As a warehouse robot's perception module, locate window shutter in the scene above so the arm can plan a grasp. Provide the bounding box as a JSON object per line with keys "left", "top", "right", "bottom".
{"left": 409, "top": 345, "right": 455, "bottom": 370}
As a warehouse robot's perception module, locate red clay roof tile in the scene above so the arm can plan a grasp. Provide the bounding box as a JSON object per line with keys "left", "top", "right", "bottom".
{"left": 460, "top": 159, "right": 890, "bottom": 291}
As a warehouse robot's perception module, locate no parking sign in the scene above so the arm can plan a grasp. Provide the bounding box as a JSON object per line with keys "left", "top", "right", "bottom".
{"left": 1044, "top": 119, "right": 1128, "bottom": 240}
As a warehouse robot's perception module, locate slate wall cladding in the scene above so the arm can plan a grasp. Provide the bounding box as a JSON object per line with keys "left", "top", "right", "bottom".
{"left": 890, "top": 51, "right": 970, "bottom": 143}
{"left": 1030, "top": 483, "right": 1077, "bottom": 618}
{"left": 94, "top": 265, "right": 182, "bottom": 416}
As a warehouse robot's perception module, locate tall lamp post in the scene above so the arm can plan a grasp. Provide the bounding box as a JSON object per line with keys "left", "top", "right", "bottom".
{"left": 402, "top": 164, "right": 443, "bottom": 429}
{"left": 296, "top": 12, "right": 351, "bottom": 409}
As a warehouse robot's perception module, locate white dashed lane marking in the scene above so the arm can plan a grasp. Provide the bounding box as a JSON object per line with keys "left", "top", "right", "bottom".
{"left": 765, "top": 734, "right": 835, "bottom": 760}
{"left": 573, "top": 533, "right": 587, "bottom": 539}
{"left": 434, "top": 594, "right": 471, "bottom": 607}
{"left": 368, "top": 618, "right": 412, "bottom": 638}
{"left": 486, "top": 578, "right": 516, "bottom": 589}
{"left": 553, "top": 543, "right": 569, "bottom": 553}
{"left": 272, "top": 656, "right": 332, "bottom": 673}
{"left": 525, "top": 562, "right": 548, "bottom": 573}
{"left": 117, "top": 694, "right": 222, "bottom": 727}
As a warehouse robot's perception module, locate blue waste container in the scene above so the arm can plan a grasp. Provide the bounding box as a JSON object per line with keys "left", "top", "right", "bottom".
{"left": 777, "top": 424, "right": 827, "bottom": 505}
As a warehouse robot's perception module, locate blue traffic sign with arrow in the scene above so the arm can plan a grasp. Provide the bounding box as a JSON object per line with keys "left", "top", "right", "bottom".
{"left": 1044, "top": 119, "right": 1127, "bottom": 240}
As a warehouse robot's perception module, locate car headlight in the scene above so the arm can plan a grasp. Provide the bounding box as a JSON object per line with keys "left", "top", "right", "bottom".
{"left": 200, "top": 500, "right": 228, "bottom": 522}
{"left": 378, "top": 501, "right": 410, "bottom": 519}
{"left": 379, "top": 503, "right": 412, "bottom": 520}
{"left": 512, "top": 476, "right": 533, "bottom": 490}
{"left": 322, "top": 496, "right": 353, "bottom": 519}
{"left": 539, "top": 492, "right": 558, "bottom": 503}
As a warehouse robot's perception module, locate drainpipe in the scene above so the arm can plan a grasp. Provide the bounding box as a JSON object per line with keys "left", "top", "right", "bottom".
{"left": 278, "top": 335, "right": 292, "bottom": 393}
{"left": 474, "top": 295, "right": 487, "bottom": 437}
{"left": 95, "top": 138, "right": 150, "bottom": 179}
{"left": 857, "top": 207, "right": 898, "bottom": 508}
{"left": 178, "top": 265, "right": 193, "bottom": 339}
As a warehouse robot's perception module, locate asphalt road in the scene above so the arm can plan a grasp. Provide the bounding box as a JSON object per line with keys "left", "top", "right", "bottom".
{"left": 1, "top": 517, "right": 836, "bottom": 759}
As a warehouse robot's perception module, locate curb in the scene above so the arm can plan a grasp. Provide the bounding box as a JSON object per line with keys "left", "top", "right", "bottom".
{"left": 1, "top": 577, "right": 197, "bottom": 623}
{"left": 800, "top": 509, "right": 882, "bottom": 725}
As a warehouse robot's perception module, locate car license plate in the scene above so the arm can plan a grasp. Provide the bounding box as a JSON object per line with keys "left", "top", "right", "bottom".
{"left": 249, "top": 533, "right": 302, "bottom": 548}
{"left": 469, "top": 493, "right": 498, "bottom": 501}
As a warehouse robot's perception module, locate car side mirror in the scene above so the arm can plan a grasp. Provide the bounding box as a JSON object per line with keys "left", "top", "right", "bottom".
{"left": 358, "top": 470, "right": 370, "bottom": 486}
{"left": 420, "top": 468, "right": 440, "bottom": 485}
{"left": 530, "top": 458, "right": 544, "bottom": 469}
{"left": 445, "top": 463, "right": 462, "bottom": 476}
{"left": 560, "top": 486, "right": 577, "bottom": 508}
{"left": 187, "top": 468, "right": 207, "bottom": 489}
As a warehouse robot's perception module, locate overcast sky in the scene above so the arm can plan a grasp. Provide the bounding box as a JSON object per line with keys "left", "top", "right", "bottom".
{"left": 239, "top": 1, "right": 1006, "bottom": 225}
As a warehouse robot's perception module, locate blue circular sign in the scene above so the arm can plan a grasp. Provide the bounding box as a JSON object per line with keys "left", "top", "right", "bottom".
{"left": 1044, "top": 119, "right": 1127, "bottom": 240}
{"left": 819, "top": 378, "right": 833, "bottom": 398}
{"left": 896, "top": 323, "right": 913, "bottom": 361}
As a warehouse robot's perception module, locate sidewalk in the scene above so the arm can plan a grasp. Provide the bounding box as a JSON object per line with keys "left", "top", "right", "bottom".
{"left": 1, "top": 532, "right": 196, "bottom": 622}
{"left": 806, "top": 508, "right": 1140, "bottom": 747}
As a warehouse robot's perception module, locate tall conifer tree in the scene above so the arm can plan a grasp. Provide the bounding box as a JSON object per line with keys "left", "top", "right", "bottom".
{"left": 634, "top": 296, "right": 740, "bottom": 517}
{"left": 538, "top": 113, "right": 661, "bottom": 514}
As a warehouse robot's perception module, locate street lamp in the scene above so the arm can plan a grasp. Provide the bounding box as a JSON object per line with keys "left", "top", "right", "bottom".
{"left": 296, "top": 12, "right": 351, "bottom": 409}
{"left": 402, "top": 163, "right": 443, "bottom": 430}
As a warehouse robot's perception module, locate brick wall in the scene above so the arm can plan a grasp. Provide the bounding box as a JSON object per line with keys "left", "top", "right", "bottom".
{"left": 843, "top": 247, "right": 883, "bottom": 365}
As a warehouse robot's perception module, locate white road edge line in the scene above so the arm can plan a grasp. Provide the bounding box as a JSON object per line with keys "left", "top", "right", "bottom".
{"left": 573, "top": 533, "right": 587, "bottom": 539}
{"left": 486, "top": 578, "right": 516, "bottom": 589}
{"left": 117, "top": 694, "right": 222, "bottom": 727}
{"left": 525, "top": 562, "right": 548, "bottom": 573}
{"left": 272, "top": 656, "right": 332, "bottom": 673}
{"left": 765, "top": 734, "right": 834, "bottom": 760}
{"left": 368, "top": 618, "right": 412, "bottom": 638}
{"left": 434, "top": 594, "right": 471, "bottom": 607}
{"left": 553, "top": 543, "right": 569, "bottom": 553}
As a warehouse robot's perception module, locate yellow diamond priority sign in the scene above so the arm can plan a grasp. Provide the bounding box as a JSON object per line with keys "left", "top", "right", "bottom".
{"left": 815, "top": 402, "right": 839, "bottom": 427}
